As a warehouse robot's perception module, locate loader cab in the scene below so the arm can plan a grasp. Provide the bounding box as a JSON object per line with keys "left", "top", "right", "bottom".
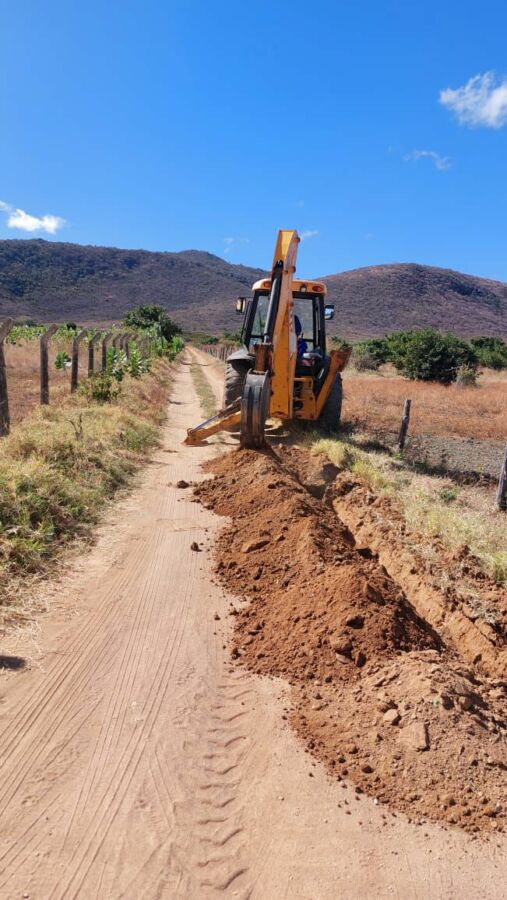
{"left": 241, "top": 280, "right": 332, "bottom": 366}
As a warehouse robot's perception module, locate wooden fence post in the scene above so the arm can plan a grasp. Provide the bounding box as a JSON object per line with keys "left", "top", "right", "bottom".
{"left": 70, "top": 330, "right": 88, "bottom": 393}
{"left": 497, "top": 444, "right": 507, "bottom": 512}
{"left": 0, "top": 318, "right": 13, "bottom": 436}
{"left": 397, "top": 399, "right": 411, "bottom": 451}
{"left": 40, "top": 324, "right": 59, "bottom": 406}
{"left": 88, "top": 332, "right": 102, "bottom": 376}
{"left": 123, "top": 333, "right": 132, "bottom": 359}
{"left": 140, "top": 336, "right": 149, "bottom": 359}
{"left": 101, "top": 331, "right": 112, "bottom": 371}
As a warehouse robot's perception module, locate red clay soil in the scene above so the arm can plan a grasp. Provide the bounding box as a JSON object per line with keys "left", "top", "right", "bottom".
{"left": 195, "top": 446, "right": 507, "bottom": 835}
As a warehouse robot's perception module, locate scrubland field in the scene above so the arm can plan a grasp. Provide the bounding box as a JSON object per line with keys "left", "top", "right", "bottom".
{"left": 342, "top": 366, "right": 506, "bottom": 442}
{"left": 4, "top": 338, "right": 87, "bottom": 425}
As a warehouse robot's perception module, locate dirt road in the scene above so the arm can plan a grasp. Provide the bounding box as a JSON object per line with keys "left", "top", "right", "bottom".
{"left": 0, "top": 350, "right": 504, "bottom": 899}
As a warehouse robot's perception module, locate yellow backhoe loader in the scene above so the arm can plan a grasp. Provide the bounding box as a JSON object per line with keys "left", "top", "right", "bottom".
{"left": 185, "top": 229, "right": 351, "bottom": 448}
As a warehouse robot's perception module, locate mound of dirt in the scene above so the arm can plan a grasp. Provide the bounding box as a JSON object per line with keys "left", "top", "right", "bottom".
{"left": 195, "top": 446, "right": 507, "bottom": 834}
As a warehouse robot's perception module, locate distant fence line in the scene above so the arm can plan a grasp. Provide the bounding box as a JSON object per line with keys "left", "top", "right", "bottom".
{"left": 0, "top": 320, "right": 154, "bottom": 437}
{"left": 200, "top": 343, "right": 236, "bottom": 363}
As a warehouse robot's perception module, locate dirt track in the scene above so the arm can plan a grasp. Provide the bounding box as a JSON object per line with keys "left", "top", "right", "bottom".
{"left": 0, "top": 349, "right": 505, "bottom": 899}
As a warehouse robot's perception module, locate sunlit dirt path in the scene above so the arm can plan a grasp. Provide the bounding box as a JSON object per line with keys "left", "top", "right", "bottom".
{"left": 0, "top": 350, "right": 504, "bottom": 899}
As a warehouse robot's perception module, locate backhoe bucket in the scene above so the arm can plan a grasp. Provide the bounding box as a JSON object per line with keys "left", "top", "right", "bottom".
{"left": 184, "top": 401, "right": 241, "bottom": 445}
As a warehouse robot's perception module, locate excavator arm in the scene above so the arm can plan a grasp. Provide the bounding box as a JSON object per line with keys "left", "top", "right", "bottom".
{"left": 185, "top": 229, "right": 300, "bottom": 448}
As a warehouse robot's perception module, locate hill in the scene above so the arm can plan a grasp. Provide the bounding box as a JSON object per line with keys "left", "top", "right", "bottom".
{"left": 324, "top": 264, "right": 507, "bottom": 341}
{"left": 0, "top": 239, "right": 506, "bottom": 339}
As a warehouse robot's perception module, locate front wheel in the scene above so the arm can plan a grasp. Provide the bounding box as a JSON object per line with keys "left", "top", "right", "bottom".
{"left": 318, "top": 373, "right": 343, "bottom": 433}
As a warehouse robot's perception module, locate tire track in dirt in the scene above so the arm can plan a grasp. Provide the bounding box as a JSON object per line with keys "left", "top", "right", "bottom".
{"left": 170, "top": 668, "right": 255, "bottom": 898}
{"left": 0, "top": 350, "right": 504, "bottom": 899}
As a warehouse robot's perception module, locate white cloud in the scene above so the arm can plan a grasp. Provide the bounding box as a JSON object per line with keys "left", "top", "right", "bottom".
{"left": 0, "top": 199, "right": 66, "bottom": 234}
{"left": 404, "top": 149, "right": 452, "bottom": 171}
{"left": 300, "top": 229, "right": 319, "bottom": 241}
{"left": 222, "top": 236, "right": 249, "bottom": 256}
{"left": 439, "top": 72, "right": 507, "bottom": 128}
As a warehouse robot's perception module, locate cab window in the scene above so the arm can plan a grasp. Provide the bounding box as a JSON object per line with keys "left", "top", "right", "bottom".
{"left": 248, "top": 293, "right": 269, "bottom": 346}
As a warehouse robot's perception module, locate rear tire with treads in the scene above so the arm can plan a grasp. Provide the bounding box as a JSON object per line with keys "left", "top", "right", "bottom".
{"left": 223, "top": 362, "right": 247, "bottom": 407}
{"left": 240, "top": 372, "right": 271, "bottom": 448}
{"left": 318, "top": 373, "right": 343, "bottom": 433}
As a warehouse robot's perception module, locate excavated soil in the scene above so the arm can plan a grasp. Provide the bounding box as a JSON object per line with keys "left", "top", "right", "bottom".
{"left": 195, "top": 445, "right": 507, "bottom": 835}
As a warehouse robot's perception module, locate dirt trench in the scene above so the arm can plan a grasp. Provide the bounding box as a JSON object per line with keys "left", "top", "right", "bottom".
{"left": 195, "top": 443, "right": 507, "bottom": 835}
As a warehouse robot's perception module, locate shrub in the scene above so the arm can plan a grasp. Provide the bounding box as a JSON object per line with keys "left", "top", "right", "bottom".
{"left": 105, "top": 347, "right": 128, "bottom": 382}
{"left": 470, "top": 336, "right": 507, "bottom": 370}
{"left": 355, "top": 337, "right": 390, "bottom": 364}
{"left": 387, "top": 328, "right": 477, "bottom": 384}
{"left": 353, "top": 347, "right": 382, "bottom": 371}
{"left": 456, "top": 365, "right": 478, "bottom": 387}
{"left": 79, "top": 373, "right": 120, "bottom": 403}
{"left": 126, "top": 345, "right": 149, "bottom": 378}
{"left": 55, "top": 351, "right": 71, "bottom": 370}
{"left": 123, "top": 304, "right": 182, "bottom": 342}
{"left": 170, "top": 335, "right": 185, "bottom": 356}
{"left": 330, "top": 337, "right": 352, "bottom": 351}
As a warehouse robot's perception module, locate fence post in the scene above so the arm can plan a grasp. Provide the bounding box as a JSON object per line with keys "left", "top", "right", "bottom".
{"left": 40, "top": 324, "right": 59, "bottom": 406}
{"left": 70, "top": 329, "right": 88, "bottom": 393}
{"left": 397, "top": 399, "right": 411, "bottom": 451}
{"left": 496, "top": 444, "right": 507, "bottom": 512}
{"left": 140, "top": 336, "right": 149, "bottom": 359}
{"left": 88, "top": 332, "right": 102, "bottom": 376}
{"left": 101, "top": 331, "right": 112, "bottom": 371}
{"left": 122, "top": 332, "right": 132, "bottom": 359}
{"left": 0, "top": 318, "right": 13, "bottom": 436}
{"left": 112, "top": 333, "right": 124, "bottom": 351}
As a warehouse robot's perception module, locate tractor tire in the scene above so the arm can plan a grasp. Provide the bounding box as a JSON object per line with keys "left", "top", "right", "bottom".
{"left": 223, "top": 361, "right": 248, "bottom": 407}
{"left": 318, "top": 373, "right": 343, "bottom": 433}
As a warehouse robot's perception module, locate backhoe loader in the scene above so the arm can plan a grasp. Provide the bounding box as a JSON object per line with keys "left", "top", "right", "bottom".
{"left": 185, "top": 229, "right": 351, "bottom": 448}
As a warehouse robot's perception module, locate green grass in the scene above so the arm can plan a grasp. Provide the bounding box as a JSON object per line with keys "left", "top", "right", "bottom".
{"left": 190, "top": 361, "right": 218, "bottom": 418}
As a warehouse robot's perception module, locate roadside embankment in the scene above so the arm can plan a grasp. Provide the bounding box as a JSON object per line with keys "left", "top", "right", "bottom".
{"left": 195, "top": 445, "right": 506, "bottom": 835}
{"left": 0, "top": 358, "right": 175, "bottom": 628}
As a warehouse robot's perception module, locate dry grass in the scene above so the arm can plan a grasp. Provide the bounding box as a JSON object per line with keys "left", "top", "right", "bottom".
{"left": 313, "top": 435, "right": 507, "bottom": 586}
{"left": 342, "top": 369, "right": 506, "bottom": 441}
{"left": 0, "top": 359, "right": 174, "bottom": 625}
{"left": 4, "top": 340, "right": 90, "bottom": 426}
{"left": 191, "top": 360, "right": 218, "bottom": 418}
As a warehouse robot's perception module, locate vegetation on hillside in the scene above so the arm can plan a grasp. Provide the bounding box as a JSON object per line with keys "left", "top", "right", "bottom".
{"left": 1, "top": 239, "right": 506, "bottom": 337}
{"left": 0, "top": 238, "right": 264, "bottom": 331}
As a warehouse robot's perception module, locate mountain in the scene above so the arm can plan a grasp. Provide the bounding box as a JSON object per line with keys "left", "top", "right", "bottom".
{"left": 323, "top": 264, "right": 507, "bottom": 341}
{"left": 0, "top": 239, "right": 264, "bottom": 330}
{"left": 0, "top": 239, "right": 506, "bottom": 339}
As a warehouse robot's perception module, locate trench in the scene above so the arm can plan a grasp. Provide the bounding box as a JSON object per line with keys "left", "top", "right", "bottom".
{"left": 194, "top": 444, "right": 507, "bottom": 835}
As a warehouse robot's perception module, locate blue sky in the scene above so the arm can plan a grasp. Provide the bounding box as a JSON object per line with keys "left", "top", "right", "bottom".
{"left": 1, "top": 0, "right": 507, "bottom": 280}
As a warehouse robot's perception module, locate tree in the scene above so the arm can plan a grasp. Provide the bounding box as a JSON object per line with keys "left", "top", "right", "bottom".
{"left": 388, "top": 328, "right": 476, "bottom": 384}
{"left": 470, "top": 336, "right": 507, "bottom": 370}
{"left": 123, "top": 304, "right": 182, "bottom": 342}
